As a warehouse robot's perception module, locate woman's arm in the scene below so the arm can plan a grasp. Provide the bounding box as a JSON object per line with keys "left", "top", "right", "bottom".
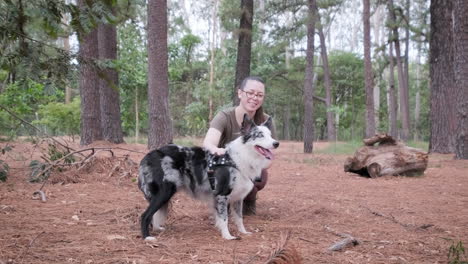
{"left": 203, "top": 128, "right": 226, "bottom": 155}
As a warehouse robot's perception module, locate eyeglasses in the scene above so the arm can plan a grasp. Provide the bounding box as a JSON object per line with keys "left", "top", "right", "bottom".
{"left": 242, "top": 90, "right": 264, "bottom": 100}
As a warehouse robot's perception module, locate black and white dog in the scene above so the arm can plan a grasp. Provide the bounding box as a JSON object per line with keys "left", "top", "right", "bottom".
{"left": 138, "top": 114, "right": 279, "bottom": 240}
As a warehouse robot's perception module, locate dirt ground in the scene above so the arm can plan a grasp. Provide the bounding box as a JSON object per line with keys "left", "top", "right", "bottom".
{"left": 0, "top": 139, "right": 467, "bottom": 264}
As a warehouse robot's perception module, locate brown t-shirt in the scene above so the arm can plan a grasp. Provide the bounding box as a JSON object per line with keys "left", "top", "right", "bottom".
{"left": 210, "top": 107, "right": 276, "bottom": 148}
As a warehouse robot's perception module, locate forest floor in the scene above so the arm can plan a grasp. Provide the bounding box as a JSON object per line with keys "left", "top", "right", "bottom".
{"left": 0, "top": 138, "right": 467, "bottom": 264}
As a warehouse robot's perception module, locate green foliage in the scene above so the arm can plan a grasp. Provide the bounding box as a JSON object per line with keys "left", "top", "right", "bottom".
{"left": 316, "top": 141, "right": 363, "bottom": 155}
{"left": 0, "top": 80, "right": 63, "bottom": 136}
{"left": 448, "top": 241, "right": 468, "bottom": 264}
{"left": 33, "top": 98, "right": 81, "bottom": 136}
{"left": 406, "top": 140, "right": 429, "bottom": 151}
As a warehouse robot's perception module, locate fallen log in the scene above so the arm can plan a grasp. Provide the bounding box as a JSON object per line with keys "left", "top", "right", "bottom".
{"left": 344, "top": 134, "right": 428, "bottom": 178}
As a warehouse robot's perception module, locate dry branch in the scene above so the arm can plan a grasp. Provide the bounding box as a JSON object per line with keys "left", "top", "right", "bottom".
{"left": 361, "top": 205, "right": 434, "bottom": 230}
{"left": 324, "top": 226, "right": 359, "bottom": 252}
{"left": 33, "top": 190, "right": 47, "bottom": 202}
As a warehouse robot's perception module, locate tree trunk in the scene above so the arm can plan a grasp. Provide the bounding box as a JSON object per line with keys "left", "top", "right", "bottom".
{"left": 147, "top": 0, "right": 173, "bottom": 150}
{"left": 363, "top": 0, "right": 375, "bottom": 138}
{"left": 388, "top": 0, "right": 410, "bottom": 141}
{"left": 135, "top": 86, "right": 139, "bottom": 143}
{"left": 78, "top": 0, "right": 102, "bottom": 146}
{"left": 98, "top": 22, "right": 124, "bottom": 144}
{"left": 429, "top": 0, "right": 456, "bottom": 153}
{"left": 344, "top": 134, "right": 428, "bottom": 178}
{"left": 388, "top": 35, "right": 398, "bottom": 138}
{"left": 414, "top": 43, "right": 422, "bottom": 141}
{"left": 403, "top": 0, "right": 410, "bottom": 119}
{"left": 208, "top": 0, "right": 218, "bottom": 121}
{"left": 233, "top": 0, "right": 253, "bottom": 105}
{"left": 453, "top": 0, "right": 468, "bottom": 159}
{"left": 373, "top": 5, "right": 384, "bottom": 130}
{"left": 303, "top": 0, "right": 317, "bottom": 153}
{"left": 61, "top": 0, "right": 72, "bottom": 104}
{"left": 317, "top": 19, "right": 336, "bottom": 141}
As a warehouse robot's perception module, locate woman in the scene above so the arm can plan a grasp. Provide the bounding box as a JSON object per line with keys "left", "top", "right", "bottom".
{"left": 203, "top": 76, "right": 276, "bottom": 215}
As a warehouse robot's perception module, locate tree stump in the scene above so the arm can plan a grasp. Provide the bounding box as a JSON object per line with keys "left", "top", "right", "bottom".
{"left": 344, "top": 134, "right": 428, "bottom": 178}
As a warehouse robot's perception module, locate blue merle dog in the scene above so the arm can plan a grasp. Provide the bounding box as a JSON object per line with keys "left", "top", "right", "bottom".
{"left": 138, "top": 114, "right": 279, "bottom": 240}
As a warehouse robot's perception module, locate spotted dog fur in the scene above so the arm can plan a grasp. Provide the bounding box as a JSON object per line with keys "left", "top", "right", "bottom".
{"left": 138, "top": 114, "right": 279, "bottom": 240}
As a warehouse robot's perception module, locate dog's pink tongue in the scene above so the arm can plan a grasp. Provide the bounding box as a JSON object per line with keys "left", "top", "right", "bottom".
{"left": 263, "top": 148, "right": 274, "bottom": 160}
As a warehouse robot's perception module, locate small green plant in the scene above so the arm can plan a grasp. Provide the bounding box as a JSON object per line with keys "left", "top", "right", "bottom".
{"left": 448, "top": 240, "right": 468, "bottom": 264}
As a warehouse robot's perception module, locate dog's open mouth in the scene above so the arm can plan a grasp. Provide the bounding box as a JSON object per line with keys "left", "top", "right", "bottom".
{"left": 255, "top": 145, "right": 274, "bottom": 160}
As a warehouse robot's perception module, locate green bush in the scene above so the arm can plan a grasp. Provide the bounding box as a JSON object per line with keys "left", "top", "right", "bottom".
{"left": 33, "top": 98, "right": 81, "bottom": 136}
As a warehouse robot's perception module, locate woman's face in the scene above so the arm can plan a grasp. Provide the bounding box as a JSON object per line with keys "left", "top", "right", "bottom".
{"left": 238, "top": 80, "right": 265, "bottom": 113}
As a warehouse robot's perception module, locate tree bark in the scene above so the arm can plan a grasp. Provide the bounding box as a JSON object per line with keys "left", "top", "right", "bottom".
{"left": 233, "top": 0, "right": 253, "bottom": 105}
{"left": 363, "top": 0, "right": 375, "bottom": 138}
{"left": 317, "top": 11, "right": 336, "bottom": 141}
{"left": 387, "top": 0, "right": 410, "bottom": 141}
{"left": 98, "top": 22, "right": 124, "bottom": 144}
{"left": 208, "top": 0, "right": 218, "bottom": 121}
{"left": 429, "top": 0, "right": 456, "bottom": 153}
{"left": 388, "top": 34, "right": 398, "bottom": 138}
{"left": 78, "top": 0, "right": 102, "bottom": 146}
{"left": 147, "top": 0, "right": 173, "bottom": 150}
{"left": 303, "top": 0, "right": 317, "bottom": 153}
{"left": 453, "top": 0, "right": 468, "bottom": 159}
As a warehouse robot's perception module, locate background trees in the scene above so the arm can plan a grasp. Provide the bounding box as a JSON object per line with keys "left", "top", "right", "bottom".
{"left": 0, "top": 0, "right": 466, "bottom": 158}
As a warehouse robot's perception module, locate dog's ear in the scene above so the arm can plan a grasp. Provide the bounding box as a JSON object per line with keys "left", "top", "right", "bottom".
{"left": 261, "top": 116, "right": 273, "bottom": 131}
{"left": 241, "top": 114, "right": 256, "bottom": 134}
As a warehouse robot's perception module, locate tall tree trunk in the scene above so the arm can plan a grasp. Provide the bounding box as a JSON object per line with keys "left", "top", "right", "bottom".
{"left": 147, "top": 0, "right": 173, "bottom": 150}
{"left": 453, "top": 0, "right": 468, "bottom": 159}
{"left": 363, "top": 0, "right": 375, "bottom": 138}
{"left": 98, "top": 22, "right": 124, "bottom": 144}
{"left": 135, "top": 86, "right": 139, "bottom": 143}
{"left": 61, "top": 0, "right": 72, "bottom": 104}
{"left": 317, "top": 16, "right": 336, "bottom": 141}
{"left": 233, "top": 0, "right": 253, "bottom": 105}
{"left": 403, "top": 0, "right": 410, "bottom": 117}
{"left": 78, "top": 0, "right": 102, "bottom": 146}
{"left": 414, "top": 43, "right": 422, "bottom": 141}
{"left": 388, "top": 39, "right": 398, "bottom": 138}
{"left": 429, "top": 0, "right": 456, "bottom": 153}
{"left": 388, "top": 0, "right": 410, "bottom": 141}
{"left": 208, "top": 0, "right": 218, "bottom": 121}
{"left": 303, "top": 0, "right": 317, "bottom": 153}
{"left": 373, "top": 5, "right": 384, "bottom": 130}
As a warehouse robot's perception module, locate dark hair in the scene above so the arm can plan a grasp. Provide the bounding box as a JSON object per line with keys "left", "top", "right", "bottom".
{"left": 239, "top": 76, "right": 265, "bottom": 91}
{"left": 238, "top": 76, "right": 266, "bottom": 124}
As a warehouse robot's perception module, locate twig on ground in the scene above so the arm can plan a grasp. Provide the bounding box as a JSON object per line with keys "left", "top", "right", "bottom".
{"left": 324, "top": 226, "right": 360, "bottom": 252}
{"left": 33, "top": 190, "right": 47, "bottom": 202}
{"left": 14, "top": 231, "right": 45, "bottom": 262}
{"left": 327, "top": 237, "right": 359, "bottom": 251}
{"left": 362, "top": 205, "right": 434, "bottom": 230}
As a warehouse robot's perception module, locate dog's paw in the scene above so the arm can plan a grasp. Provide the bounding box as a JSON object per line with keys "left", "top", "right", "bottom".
{"left": 152, "top": 226, "right": 165, "bottom": 231}
{"left": 144, "top": 236, "right": 157, "bottom": 241}
{"left": 222, "top": 234, "right": 239, "bottom": 240}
